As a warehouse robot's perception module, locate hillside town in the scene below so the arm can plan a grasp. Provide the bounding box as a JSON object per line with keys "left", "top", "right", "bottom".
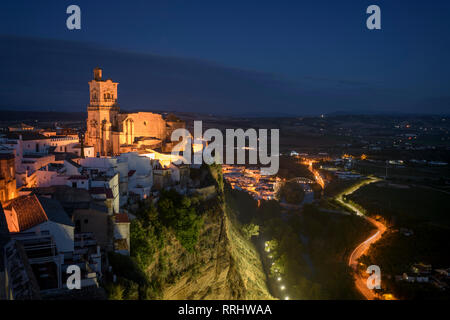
{"left": 0, "top": 69, "right": 211, "bottom": 299}
{"left": 222, "top": 165, "right": 280, "bottom": 201}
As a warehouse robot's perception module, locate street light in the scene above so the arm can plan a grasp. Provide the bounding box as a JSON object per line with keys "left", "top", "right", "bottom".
{"left": 285, "top": 296, "right": 290, "bottom": 300}
{"left": 280, "top": 285, "right": 285, "bottom": 290}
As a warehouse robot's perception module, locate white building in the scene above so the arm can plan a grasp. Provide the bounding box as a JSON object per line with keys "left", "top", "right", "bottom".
{"left": 81, "top": 152, "right": 154, "bottom": 206}
{"left": 2, "top": 194, "right": 75, "bottom": 255}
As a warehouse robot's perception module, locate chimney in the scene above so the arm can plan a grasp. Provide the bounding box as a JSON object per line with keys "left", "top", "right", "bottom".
{"left": 94, "top": 67, "right": 102, "bottom": 81}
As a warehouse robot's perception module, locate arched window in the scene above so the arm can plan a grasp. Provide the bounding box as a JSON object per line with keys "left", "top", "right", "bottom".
{"left": 107, "top": 93, "right": 111, "bottom": 99}
{"left": 104, "top": 93, "right": 107, "bottom": 100}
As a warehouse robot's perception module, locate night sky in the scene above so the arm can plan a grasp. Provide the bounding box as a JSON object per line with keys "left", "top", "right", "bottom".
{"left": 0, "top": 0, "right": 449, "bottom": 115}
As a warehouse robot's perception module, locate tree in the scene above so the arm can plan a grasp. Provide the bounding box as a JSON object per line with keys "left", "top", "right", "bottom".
{"left": 130, "top": 203, "right": 163, "bottom": 269}
{"left": 107, "top": 283, "right": 125, "bottom": 300}
{"left": 130, "top": 219, "right": 157, "bottom": 269}
{"left": 242, "top": 223, "right": 260, "bottom": 239}
{"left": 158, "top": 190, "right": 204, "bottom": 252}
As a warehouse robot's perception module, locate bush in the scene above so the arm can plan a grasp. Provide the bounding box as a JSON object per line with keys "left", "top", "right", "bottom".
{"left": 242, "top": 223, "right": 260, "bottom": 239}
{"left": 158, "top": 190, "right": 204, "bottom": 252}
{"left": 106, "top": 282, "right": 124, "bottom": 300}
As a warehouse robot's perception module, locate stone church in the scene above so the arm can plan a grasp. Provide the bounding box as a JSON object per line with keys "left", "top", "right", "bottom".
{"left": 86, "top": 68, "right": 185, "bottom": 156}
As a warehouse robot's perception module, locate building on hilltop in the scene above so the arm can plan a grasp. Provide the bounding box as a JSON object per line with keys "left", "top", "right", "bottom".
{"left": 86, "top": 67, "right": 185, "bottom": 156}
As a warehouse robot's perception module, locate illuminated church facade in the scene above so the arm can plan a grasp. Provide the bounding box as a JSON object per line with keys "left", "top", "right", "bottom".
{"left": 86, "top": 68, "right": 184, "bottom": 156}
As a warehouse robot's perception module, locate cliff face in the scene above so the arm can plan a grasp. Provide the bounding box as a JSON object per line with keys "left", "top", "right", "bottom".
{"left": 146, "top": 200, "right": 273, "bottom": 300}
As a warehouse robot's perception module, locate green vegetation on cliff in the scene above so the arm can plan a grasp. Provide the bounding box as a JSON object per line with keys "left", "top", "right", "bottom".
{"left": 158, "top": 191, "right": 204, "bottom": 252}
{"left": 105, "top": 163, "right": 272, "bottom": 300}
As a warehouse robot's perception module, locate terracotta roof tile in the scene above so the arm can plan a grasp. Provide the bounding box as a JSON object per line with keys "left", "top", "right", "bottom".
{"left": 90, "top": 187, "right": 114, "bottom": 199}
{"left": 114, "top": 213, "right": 129, "bottom": 223}
{"left": 9, "top": 195, "right": 48, "bottom": 232}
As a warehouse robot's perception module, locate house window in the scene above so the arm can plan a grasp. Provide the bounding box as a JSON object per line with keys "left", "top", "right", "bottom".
{"left": 72, "top": 182, "right": 77, "bottom": 188}
{"left": 84, "top": 219, "right": 88, "bottom": 224}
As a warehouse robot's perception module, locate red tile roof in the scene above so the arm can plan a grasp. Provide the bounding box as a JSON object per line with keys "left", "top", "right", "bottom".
{"left": 8, "top": 195, "right": 48, "bottom": 232}
{"left": 89, "top": 187, "right": 105, "bottom": 194}
{"left": 90, "top": 187, "right": 114, "bottom": 199}
{"left": 114, "top": 213, "right": 130, "bottom": 223}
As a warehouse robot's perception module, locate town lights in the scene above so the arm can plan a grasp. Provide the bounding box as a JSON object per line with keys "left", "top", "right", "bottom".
{"left": 277, "top": 277, "right": 281, "bottom": 281}
{"left": 285, "top": 296, "right": 290, "bottom": 300}
{"left": 280, "top": 285, "right": 285, "bottom": 290}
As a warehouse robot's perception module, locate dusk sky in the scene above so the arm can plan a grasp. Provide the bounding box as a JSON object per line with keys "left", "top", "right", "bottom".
{"left": 1, "top": 0, "right": 449, "bottom": 115}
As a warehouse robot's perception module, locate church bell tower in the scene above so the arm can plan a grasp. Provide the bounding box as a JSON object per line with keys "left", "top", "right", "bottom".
{"left": 86, "top": 68, "right": 120, "bottom": 156}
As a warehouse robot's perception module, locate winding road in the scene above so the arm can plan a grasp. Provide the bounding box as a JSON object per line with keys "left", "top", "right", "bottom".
{"left": 334, "top": 178, "right": 388, "bottom": 300}
{"left": 303, "top": 161, "right": 389, "bottom": 299}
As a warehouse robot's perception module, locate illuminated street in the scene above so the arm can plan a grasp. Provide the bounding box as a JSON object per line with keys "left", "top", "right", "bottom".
{"left": 335, "top": 178, "right": 394, "bottom": 300}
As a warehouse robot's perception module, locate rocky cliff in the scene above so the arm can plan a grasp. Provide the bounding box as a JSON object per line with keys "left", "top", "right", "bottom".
{"left": 109, "top": 164, "right": 273, "bottom": 300}
{"left": 150, "top": 197, "right": 272, "bottom": 300}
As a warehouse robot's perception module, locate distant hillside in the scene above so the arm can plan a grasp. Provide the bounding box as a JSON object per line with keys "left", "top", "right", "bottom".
{"left": 0, "top": 110, "right": 86, "bottom": 123}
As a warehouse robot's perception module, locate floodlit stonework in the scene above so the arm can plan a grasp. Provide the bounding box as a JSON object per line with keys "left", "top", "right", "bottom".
{"left": 86, "top": 68, "right": 184, "bottom": 156}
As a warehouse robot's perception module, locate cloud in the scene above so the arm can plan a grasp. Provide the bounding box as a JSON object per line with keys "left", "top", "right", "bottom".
{"left": 0, "top": 35, "right": 309, "bottom": 115}
{"left": 0, "top": 35, "right": 447, "bottom": 115}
